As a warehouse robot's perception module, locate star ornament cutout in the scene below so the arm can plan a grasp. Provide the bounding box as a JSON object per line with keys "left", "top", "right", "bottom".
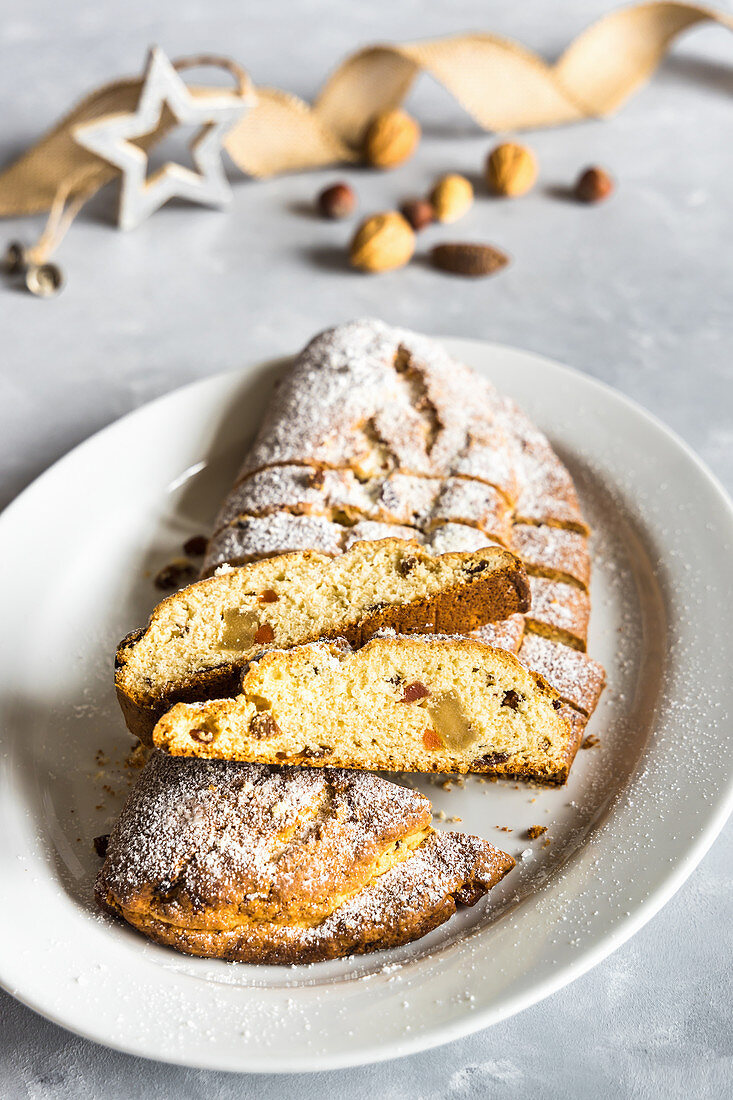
{"left": 74, "top": 48, "right": 250, "bottom": 230}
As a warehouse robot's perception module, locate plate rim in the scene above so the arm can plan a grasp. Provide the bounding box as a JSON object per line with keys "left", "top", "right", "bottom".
{"left": 1, "top": 334, "right": 732, "bottom": 1072}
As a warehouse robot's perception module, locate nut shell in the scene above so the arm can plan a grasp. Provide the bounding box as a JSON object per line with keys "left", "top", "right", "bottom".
{"left": 363, "top": 110, "right": 420, "bottom": 170}
{"left": 350, "top": 212, "right": 416, "bottom": 273}
{"left": 430, "top": 174, "right": 474, "bottom": 224}
{"left": 486, "top": 143, "right": 537, "bottom": 197}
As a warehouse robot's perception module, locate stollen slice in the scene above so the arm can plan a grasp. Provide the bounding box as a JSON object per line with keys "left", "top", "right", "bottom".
{"left": 115, "top": 538, "right": 529, "bottom": 742}
{"left": 95, "top": 752, "right": 514, "bottom": 965}
{"left": 152, "top": 633, "right": 579, "bottom": 785}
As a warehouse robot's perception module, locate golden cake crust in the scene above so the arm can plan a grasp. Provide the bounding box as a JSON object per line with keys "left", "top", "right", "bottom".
{"left": 95, "top": 753, "right": 514, "bottom": 964}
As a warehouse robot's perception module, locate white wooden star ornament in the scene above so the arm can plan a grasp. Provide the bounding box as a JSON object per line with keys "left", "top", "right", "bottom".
{"left": 73, "top": 48, "right": 252, "bottom": 230}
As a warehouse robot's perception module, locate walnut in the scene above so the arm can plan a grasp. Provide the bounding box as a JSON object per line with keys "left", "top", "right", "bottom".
{"left": 486, "top": 142, "right": 537, "bottom": 197}
{"left": 349, "top": 212, "right": 415, "bottom": 273}
{"left": 363, "top": 109, "right": 420, "bottom": 169}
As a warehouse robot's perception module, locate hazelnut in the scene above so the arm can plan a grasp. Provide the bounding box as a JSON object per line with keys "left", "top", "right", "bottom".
{"left": 363, "top": 109, "right": 420, "bottom": 169}
{"left": 574, "top": 166, "right": 614, "bottom": 204}
{"left": 430, "top": 174, "right": 473, "bottom": 223}
{"left": 349, "top": 212, "right": 415, "bottom": 273}
{"left": 400, "top": 198, "right": 434, "bottom": 231}
{"left": 317, "top": 181, "right": 356, "bottom": 219}
{"left": 486, "top": 142, "right": 537, "bottom": 197}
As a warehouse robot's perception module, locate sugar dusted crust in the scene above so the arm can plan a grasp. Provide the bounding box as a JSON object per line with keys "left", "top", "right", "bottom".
{"left": 234, "top": 321, "right": 519, "bottom": 498}
{"left": 525, "top": 576, "right": 591, "bottom": 651}
{"left": 201, "top": 513, "right": 507, "bottom": 576}
{"left": 153, "top": 634, "right": 577, "bottom": 784}
{"left": 510, "top": 523, "right": 590, "bottom": 589}
{"left": 212, "top": 467, "right": 514, "bottom": 550}
{"left": 518, "top": 633, "right": 606, "bottom": 716}
{"left": 116, "top": 539, "right": 529, "bottom": 743}
{"left": 96, "top": 754, "right": 514, "bottom": 964}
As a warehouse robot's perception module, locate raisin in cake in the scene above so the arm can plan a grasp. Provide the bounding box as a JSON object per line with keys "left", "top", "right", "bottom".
{"left": 96, "top": 752, "right": 514, "bottom": 964}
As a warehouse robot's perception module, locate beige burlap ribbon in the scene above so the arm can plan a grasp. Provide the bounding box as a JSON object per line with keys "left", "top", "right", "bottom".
{"left": 0, "top": 2, "right": 730, "bottom": 249}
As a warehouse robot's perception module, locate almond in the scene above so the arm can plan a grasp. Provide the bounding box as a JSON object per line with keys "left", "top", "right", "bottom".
{"left": 430, "top": 242, "right": 509, "bottom": 277}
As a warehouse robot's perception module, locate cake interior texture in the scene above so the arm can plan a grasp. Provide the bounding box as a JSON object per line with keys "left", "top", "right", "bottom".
{"left": 115, "top": 539, "right": 529, "bottom": 741}
{"left": 153, "top": 634, "right": 577, "bottom": 784}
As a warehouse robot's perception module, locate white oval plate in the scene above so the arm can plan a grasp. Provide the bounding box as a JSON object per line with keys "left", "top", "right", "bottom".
{"left": 1, "top": 338, "right": 732, "bottom": 1073}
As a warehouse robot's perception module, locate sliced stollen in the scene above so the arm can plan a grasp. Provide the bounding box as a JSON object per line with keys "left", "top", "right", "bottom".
{"left": 186, "top": 319, "right": 603, "bottom": 790}
{"left": 95, "top": 752, "right": 514, "bottom": 965}
{"left": 493, "top": 396, "right": 589, "bottom": 535}
{"left": 524, "top": 576, "right": 590, "bottom": 651}
{"left": 116, "top": 539, "right": 530, "bottom": 742}
{"left": 202, "top": 511, "right": 505, "bottom": 577}
{"left": 510, "top": 523, "right": 590, "bottom": 590}
{"left": 517, "top": 633, "right": 605, "bottom": 717}
{"left": 214, "top": 466, "right": 513, "bottom": 548}
{"left": 556, "top": 703, "right": 588, "bottom": 745}
{"left": 203, "top": 513, "right": 418, "bottom": 574}
{"left": 471, "top": 614, "right": 526, "bottom": 654}
{"left": 153, "top": 633, "right": 578, "bottom": 785}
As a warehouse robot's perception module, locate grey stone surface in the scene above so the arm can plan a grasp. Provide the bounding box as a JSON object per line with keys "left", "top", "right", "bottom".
{"left": 1, "top": 1, "right": 731, "bottom": 1096}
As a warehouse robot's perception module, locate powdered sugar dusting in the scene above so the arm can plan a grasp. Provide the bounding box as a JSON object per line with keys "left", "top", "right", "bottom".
{"left": 526, "top": 576, "right": 591, "bottom": 646}
{"left": 236, "top": 319, "right": 504, "bottom": 484}
{"left": 97, "top": 753, "right": 511, "bottom": 961}
{"left": 518, "top": 633, "right": 606, "bottom": 715}
{"left": 99, "top": 753, "right": 432, "bottom": 911}
{"left": 511, "top": 523, "right": 590, "bottom": 588}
